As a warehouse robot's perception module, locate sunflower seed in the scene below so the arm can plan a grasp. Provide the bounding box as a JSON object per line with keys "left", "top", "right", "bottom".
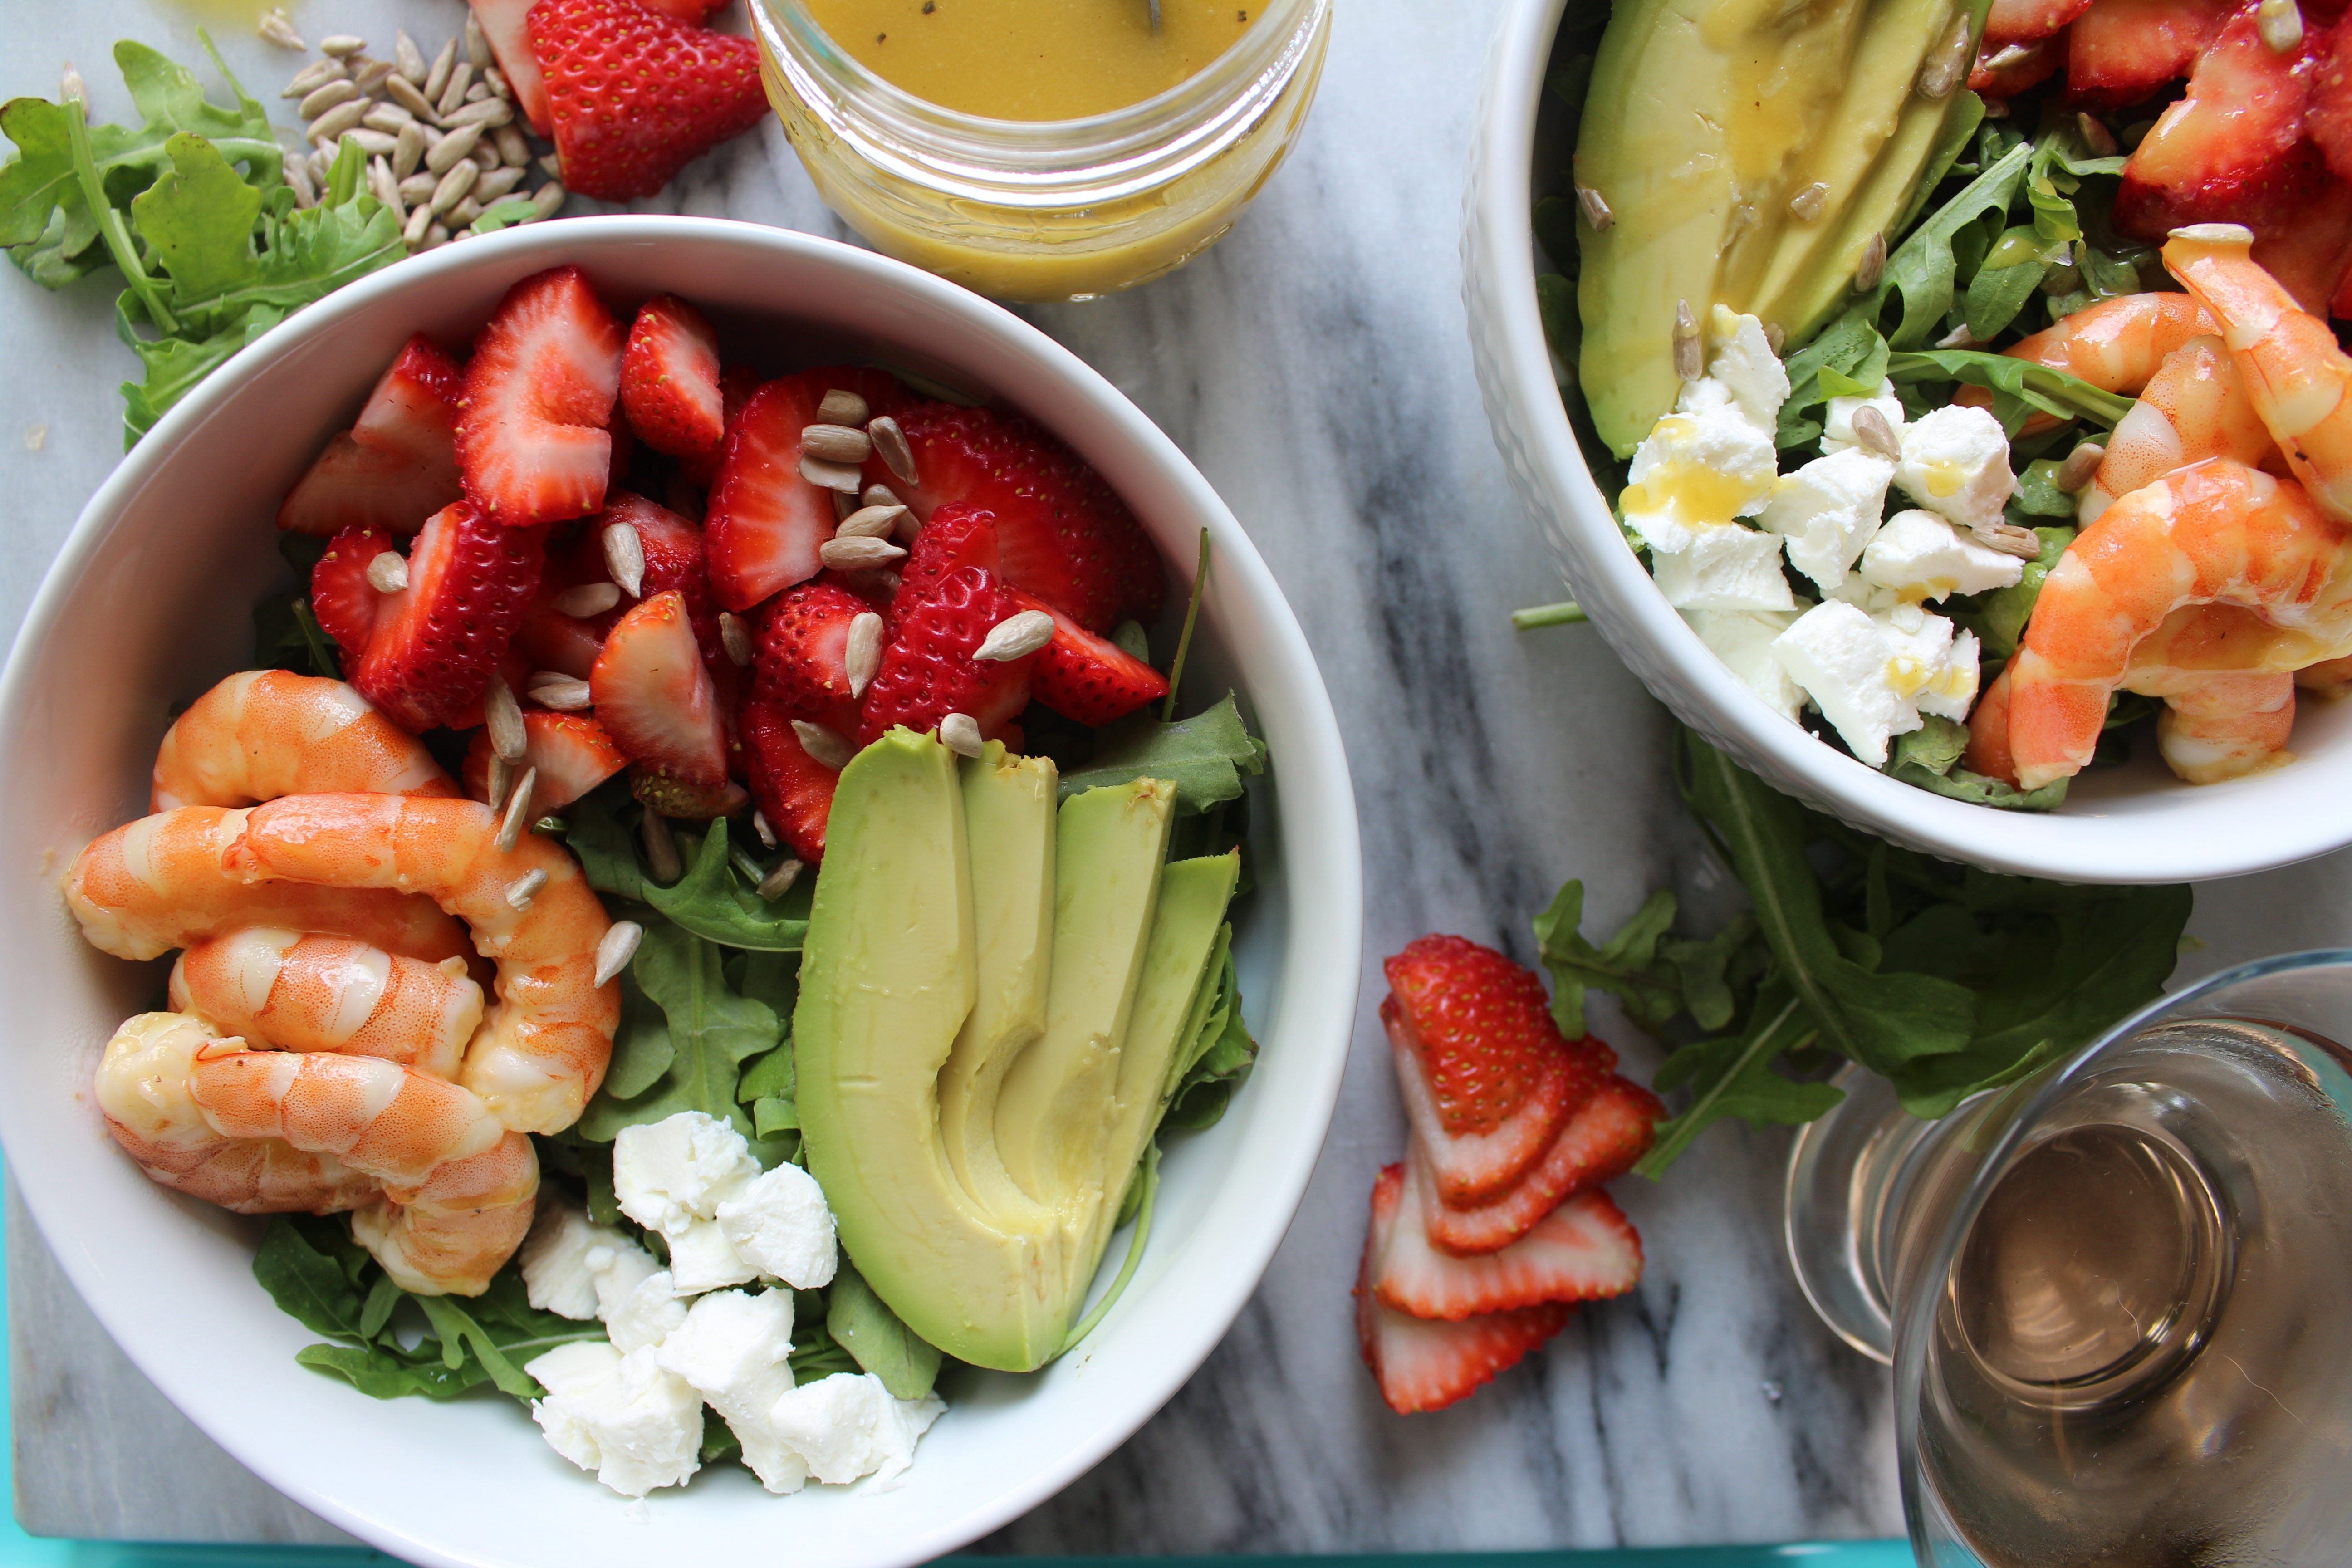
{"left": 2259, "top": 0, "right": 2304, "bottom": 51}
{"left": 528, "top": 674, "right": 593, "bottom": 710}
{"left": 430, "top": 160, "right": 479, "bottom": 216}
{"left": 802, "top": 455, "right": 865, "bottom": 492}
{"left": 448, "top": 196, "right": 483, "bottom": 227}
{"left": 366, "top": 550, "right": 409, "bottom": 592}
{"left": 437, "top": 61, "right": 474, "bottom": 119}
{"left": 751, "top": 810, "right": 779, "bottom": 850}
{"left": 466, "top": 81, "right": 490, "bottom": 104}
{"left": 466, "top": 13, "right": 492, "bottom": 69}
{"left": 321, "top": 34, "right": 367, "bottom": 57}
{"left": 426, "top": 124, "right": 480, "bottom": 174}
{"left": 308, "top": 147, "right": 335, "bottom": 187}
{"left": 1982, "top": 97, "right": 2011, "bottom": 118}
{"left": 495, "top": 123, "right": 533, "bottom": 167}
{"left": 2056, "top": 441, "right": 2106, "bottom": 492}
{"left": 1935, "top": 322, "right": 1982, "bottom": 349}
{"left": 383, "top": 73, "right": 433, "bottom": 124}
{"left": 402, "top": 200, "right": 433, "bottom": 248}
{"left": 803, "top": 390, "right": 867, "bottom": 427}
{"left": 368, "top": 157, "right": 405, "bottom": 223}
{"left": 309, "top": 100, "right": 370, "bottom": 145}
{"left": 351, "top": 128, "right": 399, "bottom": 156}
{"left": 485, "top": 65, "right": 512, "bottom": 101}
{"left": 494, "top": 768, "right": 539, "bottom": 853}
{"left": 976, "top": 609, "right": 1054, "bottom": 662}
{"left": 594, "top": 921, "right": 643, "bottom": 986}
{"left": 1917, "top": 16, "right": 1970, "bottom": 98}
{"left": 1850, "top": 405, "right": 1901, "bottom": 460}
{"left": 392, "top": 122, "right": 426, "bottom": 180}
{"left": 362, "top": 102, "right": 413, "bottom": 136}
{"left": 59, "top": 64, "right": 86, "bottom": 106}
{"left": 820, "top": 537, "right": 906, "bottom": 571}
{"left": 1788, "top": 181, "right": 1829, "bottom": 221}
{"left": 692, "top": 611, "right": 745, "bottom": 669}
{"left": 532, "top": 183, "right": 567, "bottom": 220}
{"left": 424, "top": 222, "right": 451, "bottom": 250}
{"left": 424, "top": 38, "right": 457, "bottom": 102}
{"left": 539, "top": 153, "right": 564, "bottom": 179}
{"left": 866, "top": 415, "right": 918, "bottom": 485}
{"left": 504, "top": 866, "right": 548, "bottom": 909}
{"left": 446, "top": 97, "right": 513, "bottom": 131}
{"left": 1764, "top": 322, "right": 1786, "bottom": 354}
{"left": 352, "top": 58, "right": 397, "bottom": 96}
{"left": 1673, "top": 299, "right": 1702, "bottom": 382}
{"left": 485, "top": 674, "right": 528, "bottom": 762}
{"left": 2075, "top": 111, "right": 2119, "bottom": 157}
{"left": 836, "top": 503, "right": 906, "bottom": 539}
{"left": 802, "top": 423, "right": 872, "bottom": 464}
{"left": 299, "top": 78, "right": 361, "bottom": 119}
{"left": 284, "top": 152, "right": 317, "bottom": 207}
{"left": 939, "top": 713, "right": 984, "bottom": 758}
{"left": 486, "top": 753, "right": 514, "bottom": 815}
{"left": 472, "top": 143, "right": 502, "bottom": 172}
{"left": 1575, "top": 182, "right": 1613, "bottom": 231}
{"left": 832, "top": 488, "right": 857, "bottom": 522}
{"left": 395, "top": 30, "right": 426, "bottom": 83}
{"left": 757, "top": 859, "right": 804, "bottom": 900}
{"left": 2170, "top": 221, "right": 2256, "bottom": 244}
{"left": 401, "top": 172, "right": 438, "bottom": 207}
{"left": 451, "top": 226, "right": 476, "bottom": 243}
{"left": 557, "top": 583, "right": 622, "bottom": 618}
{"left": 642, "top": 810, "right": 683, "bottom": 883}
{"left": 794, "top": 720, "right": 854, "bottom": 771}
{"left": 846, "top": 612, "right": 883, "bottom": 698}
{"left": 604, "top": 521, "right": 646, "bottom": 596}
{"left": 1855, "top": 231, "right": 1887, "bottom": 292}
{"left": 260, "top": 9, "right": 306, "bottom": 50}
{"left": 861, "top": 482, "right": 900, "bottom": 510}
{"left": 1973, "top": 520, "right": 2046, "bottom": 559}
{"left": 285, "top": 59, "right": 343, "bottom": 98}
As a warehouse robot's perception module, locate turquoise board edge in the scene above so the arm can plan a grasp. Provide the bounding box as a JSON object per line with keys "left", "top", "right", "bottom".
{"left": 0, "top": 1171, "right": 1909, "bottom": 1568}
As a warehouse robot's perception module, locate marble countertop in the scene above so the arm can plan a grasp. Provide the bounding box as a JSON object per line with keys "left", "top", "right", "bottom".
{"left": 5, "top": 0, "right": 2348, "bottom": 1553}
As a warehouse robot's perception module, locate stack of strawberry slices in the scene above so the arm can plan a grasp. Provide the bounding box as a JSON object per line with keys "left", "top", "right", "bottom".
{"left": 282, "top": 265, "right": 1173, "bottom": 863}
{"left": 1357, "top": 936, "right": 1660, "bottom": 1415}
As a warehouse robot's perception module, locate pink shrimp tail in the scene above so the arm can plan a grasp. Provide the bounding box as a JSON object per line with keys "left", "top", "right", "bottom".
{"left": 1963, "top": 667, "right": 2023, "bottom": 787}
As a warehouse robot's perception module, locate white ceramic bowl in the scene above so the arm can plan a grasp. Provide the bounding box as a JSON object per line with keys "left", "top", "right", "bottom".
{"left": 0, "top": 217, "right": 1361, "bottom": 1568}
{"left": 1465, "top": 0, "right": 2352, "bottom": 884}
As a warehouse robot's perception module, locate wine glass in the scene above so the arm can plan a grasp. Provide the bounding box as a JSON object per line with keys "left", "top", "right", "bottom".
{"left": 1784, "top": 951, "right": 2352, "bottom": 1566}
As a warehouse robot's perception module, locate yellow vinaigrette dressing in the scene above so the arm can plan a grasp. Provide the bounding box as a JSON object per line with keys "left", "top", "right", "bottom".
{"left": 751, "top": 0, "right": 1331, "bottom": 301}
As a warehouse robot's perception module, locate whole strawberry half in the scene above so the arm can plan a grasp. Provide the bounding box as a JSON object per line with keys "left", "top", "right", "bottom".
{"left": 863, "top": 402, "right": 1165, "bottom": 634}
{"left": 1373, "top": 1146, "right": 1642, "bottom": 1321}
{"left": 460, "top": 709, "right": 629, "bottom": 811}
{"left": 754, "top": 580, "right": 874, "bottom": 732}
{"left": 591, "top": 590, "right": 737, "bottom": 816}
{"left": 1010, "top": 590, "right": 1169, "bottom": 727}
{"left": 279, "top": 334, "right": 466, "bottom": 538}
{"left": 456, "top": 266, "right": 625, "bottom": 527}
{"left": 621, "top": 294, "right": 725, "bottom": 463}
{"left": 740, "top": 697, "right": 838, "bottom": 864}
{"left": 529, "top": 0, "right": 767, "bottom": 201}
{"left": 857, "top": 565, "right": 1034, "bottom": 748}
{"left": 311, "top": 523, "right": 397, "bottom": 656}
{"left": 1354, "top": 1164, "right": 1573, "bottom": 1415}
{"left": 704, "top": 367, "right": 909, "bottom": 611}
{"left": 346, "top": 501, "right": 548, "bottom": 733}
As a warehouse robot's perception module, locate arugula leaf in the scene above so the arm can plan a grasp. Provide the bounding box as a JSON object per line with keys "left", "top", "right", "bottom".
{"left": 1534, "top": 881, "right": 1681, "bottom": 1037}
{"left": 252, "top": 1214, "right": 373, "bottom": 1341}
{"left": 470, "top": 197, "right": 538, "bottom": 236}
{"left": 1870, "top": 140, "right": 2034, "bottom": 349}
{"left": 827, "top": 1260, "right": 943, "bottom": 1401}
{"left": 1886, "top": 348, "right": 2132, "bottom": 434}
{"left": 577, "top": 920, "right": 781, "bottom": 1142}
{"left": 1057, "top": 692, "right": 1266, "bottom": 813}
{"left": 1950, "top": 524, "right": 2074, "bottom": 659}
{"left": 1639, "top": 983, "right": 1843, "bottom": 1176}
{"left": 1162, "top": 935, "right": 1257, "bottom": 1132}
{"left": 129, "top": 132, "right": 259, "bottom": 299}
{"left": 650, "top": 821, "right": 811, "bottom": 950}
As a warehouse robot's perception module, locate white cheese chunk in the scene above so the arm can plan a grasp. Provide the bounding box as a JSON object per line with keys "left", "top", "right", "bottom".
{"left": 656, "top": 1289, "right": 806, "bottom": 1495}
{"left": 1651, "top": 523, "right": 1796, "bottom": 612}
{"left": 612, "top": 1112, "right": 760, "bottom": 1236}
{"left": 1684, "top": 608, "right": 1807, "bottom": 723}
{"left": 1621, "top": 404, "right": 1780, "bottom": 553}
{"left": 765, "top": 1372, "right": 946, "bottom": 1488}
{"left": 1895, "top": 404, "right": 2015, "bottom": 531}
{"left": 1882, "top": 603, "right": 1982, "bottom": 722}
{"left": 585, "top": 1238, "right": 662, "bottom": 1325}
{"left": 1860, "top": 508, "right": 2025, "bottom": 601}
{"left": 1759, "top": 447, "right": 1896, "bottom": 590}
{"left": 716, "top": 1161, "right": 839, "bottom": 1289}
{"left": 1771, "top": 601, "right": 1981, "bottom": 764}
{"left": 520, "top": 1198, "right": 641, "bottom": 1321}
{"left": 1697, "top": 304, "right": 1790, "bottom": 436}
{"left": 525, "top": 1342, "right": 703, "bottom": 1498}
{"left": 605, "top": 1268, "right": 689, "bottom": 1354}
{"left": 666, "top": 1215, "right": 761, "bottom": 1296}
{"left": 1822, "top": 377, "right": 1907, "bottom": 456}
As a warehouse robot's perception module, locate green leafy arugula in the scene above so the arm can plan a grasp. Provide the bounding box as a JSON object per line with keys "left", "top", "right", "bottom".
{"left": 1160, "top": 927, "right": 1257, "bottom": 1132}
{"left": 577, "top": 919, "right": 785, "bottom": 1152}
{"left": 1058, "top": 691, "right": 1267, "bottom": 814}
{"left": 566, "top": 791, "right": 811, "bottom": 951}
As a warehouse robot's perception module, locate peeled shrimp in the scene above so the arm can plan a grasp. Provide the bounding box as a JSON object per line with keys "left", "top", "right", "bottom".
{"left": 2166, "top": 225, "right": 2352, "bottom": 523}
{"left": 64, "top": 807, "right": 472, "bottom": 965}
{"left": 170, "top": 929, "right": 482, "bottom": 1078}
{"left": 152, "top": 671, "right": 456, "bottom": 811}
{"left": 223, "top": 794, "right": 617, "bottom": 1134}
{"left": 1994, "top": 458, "right": 2352, "bottom": 788}
{"left": 2081, "top": 335, "right": 2278, "bottom": 525}
{"left": 1958, "top": 292, "right": 2220, "bottom": 437}
{"left": 352, "top": 1132, "right": 538, "bottom": 1297}
{"left": 95, "top": 1012, "right": 382, "bottom": 1216}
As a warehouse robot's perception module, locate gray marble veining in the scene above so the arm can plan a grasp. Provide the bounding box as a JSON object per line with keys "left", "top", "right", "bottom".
{"left": 0, "top": 0, "right": 2342, "bottom": 1553}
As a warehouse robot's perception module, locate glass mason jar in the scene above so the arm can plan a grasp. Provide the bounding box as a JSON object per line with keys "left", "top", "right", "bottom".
{"left": 749, "top": 0, "right": 1333, "bottom": 303}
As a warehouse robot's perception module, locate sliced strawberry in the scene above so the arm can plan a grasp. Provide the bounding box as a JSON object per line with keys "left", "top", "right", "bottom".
{"left": 517, "top": 580, "right": 611, "bottom": 681}
{"left": 456, "top": 266, "right": 625, "bottom": 528}
{"left": 892, "top": 502, "right": 1002, "bottom": 625}
{"left": 279, "top": 335, "right": 466, "bottom": 538}
{"left": 467, "top": 0, "right": 553, "bottom": 134}
{"left": 2116, "top": 0, "right": 2318, "bottom": 238}
{"left": 348, "top": 502, "right": 547, "bottom": 733}
{"left": 2067, "top": 0, "right": 2234, "bottom": 107}
{"left": 528, "top": 0, "right": 767, "bottom": 201}
{"left": 865, "top": 403, "right": 1166, "bottom": 634}
{"left": 1355, "top": 1165, "right": 1572, "bottom": 1415}
{"left": 2249, "top": 166, "right": 2352, "bottom": 313}
{"left": 621, "top": 295, "right": 724, "bottom": 462}
{"left": 681, "top": 363, "right": 763, "bottom": 489}
{"left": 460, "top": 710, "right": 628, "bottom": 811}
{"left": 1374, "top": 1147, "right": 1643, "bottom": 1321}
{"left": 2311, "top": 10, "right": 2352, "bottom": 181}
{"left": 590, "top": 591, "right": 730, "bottom": 812}
{"left": 1382, "top": 991, "right": 1594, "bottom": 1210}
{"left": 1385, "top": 935, "right": 1592, "bottom": 1135}
{"left": 703, "top": 368, "right": 909, "bottom": 611}
{"left": 630, "top": 0, "right": 728, "bottom": 18}
{"left": 1971, "top": 32, "right": 2068, "bottom": 95}
{"left": 1424, "top": 1074, "right": 1661, "bottom": 1256}
{"left": 1009, "top": 590, "right": 1170, "bottom": 726}
{"left": 1984, "top": 0, "right": 2094, "bottom": 43}
{"left": 740, "top": 698, "right": 838, "bottom": 863}
{"left": 753, "top": 581, "right": 872, "bottom": 731}
{"left": 441, "top": 647, "right": 537, "bottom": 733}
{"left": 856, "top": 565, "right": 1034, "bottom": 748}
{"left": 608, "top": 492, "right": 723, "bottom": 663}
{"left": 310, "top": 524, "right": 395, "bottom": 657}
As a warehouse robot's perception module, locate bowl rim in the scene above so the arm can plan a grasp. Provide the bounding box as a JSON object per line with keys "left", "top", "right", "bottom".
{"left": 0, "top": 214, "right": 1363, "bottom": 1564}
{"left": 1467, "top": 0, "right": 2352, "bottom": 885}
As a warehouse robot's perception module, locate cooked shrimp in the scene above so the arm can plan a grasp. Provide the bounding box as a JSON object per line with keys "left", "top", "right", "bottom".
{"left": 2081, "top": 336, "right": 2278, "bottom": 525}
{"left": 2000, "top": 458, "right": 2352, "bottom": 788}
{"left": 94, "top": 1012, "right": 382, "bottom": 1216}
{"left": 2298, "top": 654, "right": 2352, "bottom": 697}
{"left": 2126, "top": 668, "right": 2298, "bottom": 783}
{"left": 2000, "top": 292, "right": 2220, "bottom": 393}
{"left": 189, "top": 1046, "right": 534, "bottom": 1295}
{"left": 170, "top": 929, "right": 482, "bottom": 1078}
{"left": 223, "top": 794, "right": 617, "bottom": 1134}
{"left": 2166, "top": 224, "right": 2352, "bottom": 522}
{"left": 152, "top": 671, "right": 456, "bottom": 811}
{"left": 1962, "top": 667, "right": 2019, "bottom": 784}
{"left": 64, "top": 807, "right": 472, "bottom": 965}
